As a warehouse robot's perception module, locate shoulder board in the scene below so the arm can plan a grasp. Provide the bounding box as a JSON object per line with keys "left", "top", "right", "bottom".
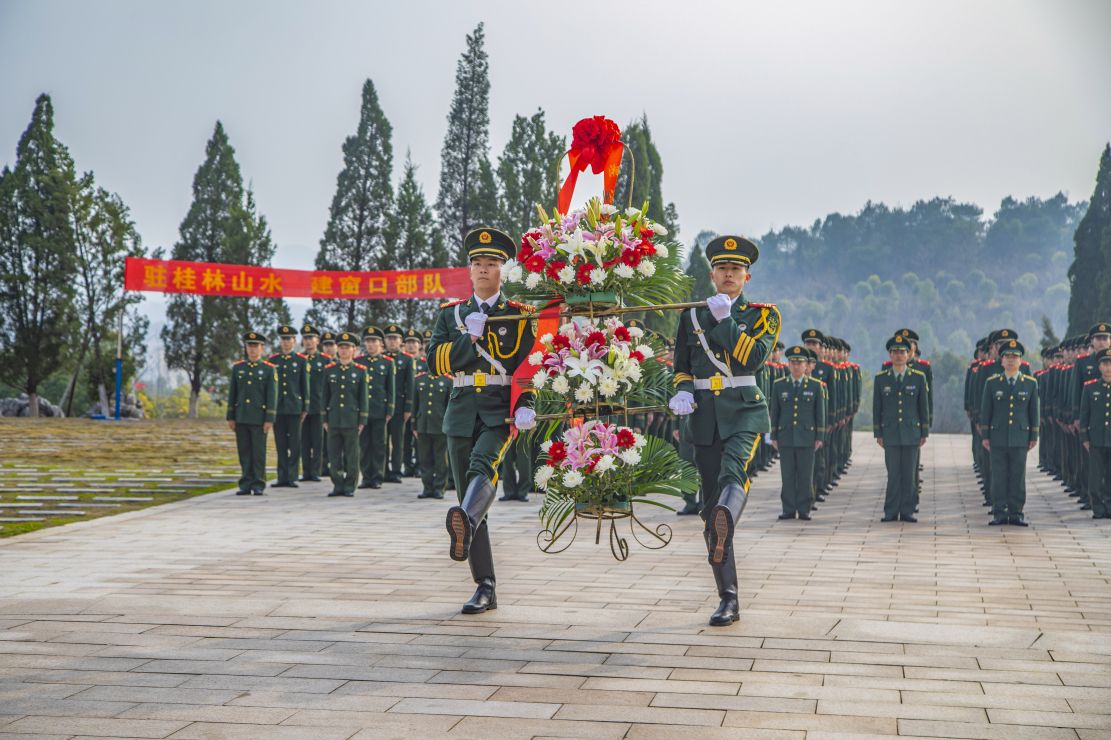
{"left": 882, "top": 361, "right": 892, "bottom": 367}
{"left": 440, "top": 298, "right": 466, "bottom": 308}
{"left": 772, "top": 376, "right": 789, "bottom": 384}
{"left": 507, "top": 300, "right": 536, "bottom": 313}
{"left": 269, "top": 353, "right": 280, "bottom": 359}
{"left": 296, "top": 352, "right": 307, "bottom": 359}
{"left": 986, "top": 373, "right": 1002, "bottom": 381}
{"left": 1021, "top": 359, "right": 1030, "bottom": 366}
{"left": 876, "top": 369, "right": 890, "bottom": 376}
{"left": 263, "top": 361, "right": 276, "bottom": 368}
{"left": 233, "top": 360, "right": 246, "bottom": 366}
{"left": 1079, "top": 353, "right": 1091, "bottom": 359}
{"left": 1086, "top": 378, "right": 1099, "bottom": 385}
{"left": 917, "top": 359, "right": 930, "bottom": 366}
{"left": 852, "top": 363, "right": 860, "bottom": 369}
{"left": 415, "top": 371, "right": 428, "bottom": 378}
{"left": 383, "top": 355, "right": 394, "bottom": 362}
{"left": 748, "top": 302, "right": 777, "bottom": 309}
{"left": 353, "top": 362, "right": 367, "bottom": 370}
{"left": 324, "top": 362, "right": 336, "bottom": 369}
{"left": 910, "top": 368, "right": 927, "bottom": 377}
{"left": 402, "top": 351, "right": 414, "bottom": 358}
{"left": 817, "top": 379, "right": 828, "bottom": 387}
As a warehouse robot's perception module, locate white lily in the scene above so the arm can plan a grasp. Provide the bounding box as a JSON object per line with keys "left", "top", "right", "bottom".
{"left": 563, "top": 355, "right": 606, "bottom": 385}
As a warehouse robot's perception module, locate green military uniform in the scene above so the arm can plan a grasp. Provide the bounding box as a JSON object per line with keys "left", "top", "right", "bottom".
{"left": 319, "top": 331, "right": 337, "bottom": 477}
{"left": 802, "top": 330, "right": 834, "bottom": 499}
{"left": 770, "top": 346, "right": 827, "bottom": 520}
{"left": 300, "top": 323, "right": 327, "bottom": 481}
{"left": 322, "top": 332, "right": 369, "bottom": 496}
{"left": 357, "top": 326, "right": 395, "bottom": 489}
{"left": 403, "top": 327, "right": 427, "bottom": 476}
{"left": 979, "top": 339, "right": 1038, "bottom": 524}
{"left": 873, "top": 335, "right": 930, "bottom": 522}
{"left": 413, "top": 368, "right": 452, "bottom": 499}
{"left": 384, "top": 324, "right": 415, "bottom": 483}
{"left": 428, "top": 227, "right": 537, "bottom": 615}
{"left": 671, "top": 235, "right": 781, "bottom": 627}
{"left": 226, "top": 332, "right": 278, "bottom": 495}
{"left": 270, "top": 326, "right": 309, "bottom": 487}
{"left": 1079, "top": 348, "right": 1111, "bottom": 519}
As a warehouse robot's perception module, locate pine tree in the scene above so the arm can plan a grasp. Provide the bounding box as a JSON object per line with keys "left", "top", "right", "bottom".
{"left": 224, "top": 188, "right": 290, "bottom": 335}
{"left": 313, "top": 78, "right": 394, "bottom": 331}
{"left": 0, "top": 94, "right": 80, "bottom": 416}
{"left": 612, "top": 114, "right": 680, "bottom": 238}
{"left": 161, "top": 121, "right": 246, "bottom": 417}
{"left": 1069, "top": 144, "right": 1111, "bottom": 334}
{"left": 380, "top": 152, "right": 450, "bottom": 330}
{"left": 435, "top": 22, "right": 491, "bottom": 263}
{"left": 497, "top": 109, "right": 565, "bottom": 238}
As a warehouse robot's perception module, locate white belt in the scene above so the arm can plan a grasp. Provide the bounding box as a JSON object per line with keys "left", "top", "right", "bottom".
{"left": 453, "top": 373, "right": 510, "bottom": 388}
{"left": 693, "top": 375, "right": 757, "bottom": 391}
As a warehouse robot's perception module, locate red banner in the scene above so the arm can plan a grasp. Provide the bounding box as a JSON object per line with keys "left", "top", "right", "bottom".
{"left": 124, "top": 258, "right": 471, "bottom": 300}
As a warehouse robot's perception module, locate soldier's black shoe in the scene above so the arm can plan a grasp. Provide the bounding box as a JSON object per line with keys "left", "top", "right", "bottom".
{"left": 778, "top": 512, "right": 796, "bottom": 520}
{"left": 447, "top": 476, "right": 496, "bottom": 562}
{"left": 881, "top": 516, "right": 898, "bottom": 522}
{"left": 369, "top": 482, "right": 381, "bottom": 489}
{"left": 989, "top": 517, "right": 1007, "bottom": 525}
{"left": 271, "top": 482, "right": 290, "bottom": 488}
{"left": 707, "top": 484, "right": 747, "bottom": 566}
{"left": 797, "top": 513, "right": 812, "bottom": 521}
{"left": 288, "top": 481, "right": 299, "bottom": 488}
{"left": 678, "top": 500, "right": 701, "bottom": 516}
{"left": 498, "top": 493, "right": 516, "bottom": 501}
{"left": 900, "top": 515, "right": 918, "bottom": 523}
{"left": 982, "top": 500, "right": 992, "bottom": 506}
{"left": 342, "top": 492, "right": 354, "bottom": 497}
{"left": 1081, "top": 503, "right": 1092, "bottom": 510}
{"left": 236, "top": 490, "right": 251, "bottom": 496}
{"left": 418, "top": 491, "right": 434, "bottom": 499}
{"left": 708, "top": 595, "right": 740, "bottom": 626}
{"left": 1009, "top": 516, "right": 1028, "bottom": 526}
{"left": 461, "top": 579, "right": 496, "bottom": 614}
{"left": 252, "top": 490, "right": 265, "bottom": 496}
{"left": 385, "top": 475, "right": 403, "bottom": 484}
{"left": 815, "top": 495, "right": 826, "bottom": 502}
{"left": 327, "top": 490, "right": 343, "bottom": 497}
{"left": 358, "top": 481, "right": 374, "bottom": 489}
{"left": 516, "top": 495, "right": 529, "bottom": 503}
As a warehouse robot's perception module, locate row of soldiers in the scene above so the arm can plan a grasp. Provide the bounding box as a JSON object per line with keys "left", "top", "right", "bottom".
{"left": 1033, "top": 323, "right": 1111, "bottom": 520}
{"left": 225, "top": 323, "right": 457, "bottom": 500}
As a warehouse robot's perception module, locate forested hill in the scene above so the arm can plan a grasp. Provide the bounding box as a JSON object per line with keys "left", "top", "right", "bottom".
{"left": 687, "top": 193, "right": 1087, "bottom": 432}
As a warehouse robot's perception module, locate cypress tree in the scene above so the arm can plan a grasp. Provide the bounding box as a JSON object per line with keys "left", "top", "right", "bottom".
{"left": 313, "top": 78, "right": 394, "bottom": 330}
{"left": 0, "top": 94, "right": 80, "bottom": 416}
{"left": 435, "top": 22, "right": 491, "bottom": 262}
{"left": 1069, "top": 144, "right": 1111, "bottom": 334}
{"left": 497, "top": 109, "right": 565, "bottom": 239}
{"left": 688, "top": 229, "right": 716, "bottom": 299}
{"left": 612, "top": 114, "right": 679, "bottom": 237}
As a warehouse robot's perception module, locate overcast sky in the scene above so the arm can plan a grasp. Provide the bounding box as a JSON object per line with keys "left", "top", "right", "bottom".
{"left": 2, "top": 0, "right": 1109, "bottom": 324}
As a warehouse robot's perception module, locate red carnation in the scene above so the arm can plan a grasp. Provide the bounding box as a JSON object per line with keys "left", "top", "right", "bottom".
{"left": 637, "top": 239, "right": 657, "bottom": 256}
{"left": 525, "top": 255, "right": 546, "bottom": 273}
{"left": 620, "top": 249, "right": 642, "bottom": 268}
{"left": 585, "top": 331, "right": 607, "bottom": 348}
{"left": 518, "top": 243, "right": 534, "bottom": 263}
{"left": 614, "top": 326, "right": 631, "bottom": 342}
{"left": 629, "top": 351, "right": 645, "bottom": 363}
{"left": 548, "top": 442, "right": 567, "bottom": 464}
{"left": 551, "top": 334, "right": 571, "bottom": 351}
{"left": 616, "top": 428, "right": 636, "bottom": 449}
{"left": 640, "top": 227, "right": 654, "bottom": 239}
{"left": 546, "top": 259, "right": 567, "bottom": 281}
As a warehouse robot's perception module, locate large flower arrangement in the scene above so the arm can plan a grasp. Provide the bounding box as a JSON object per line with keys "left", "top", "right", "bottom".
{"left": 503, "top": 198, "right": 688, "bottom": 306}
{"left": 529, "top": 317, "right": 655, "bottom": 404}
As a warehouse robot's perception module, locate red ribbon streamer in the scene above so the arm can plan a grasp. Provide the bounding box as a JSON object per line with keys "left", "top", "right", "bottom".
{"left": 557, "top": 116, "right": 624, "bottom": 214}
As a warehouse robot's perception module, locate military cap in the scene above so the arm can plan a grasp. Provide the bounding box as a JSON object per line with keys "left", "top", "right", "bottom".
{"left": 384, "top": 324, "right": 403, "bottom": 338}
{"left": 843, "top": 340, "right": 852, "bottom": 352}
{"left": 403, "top": 327, "right": 422, "bottom": 342}
{"left": 277, "top": 324, "right": 297, "bottom": 338}
{"left": 300, "top": 323, "right": 319, "bottom": 338}
{"left": 785, "top": 345, "right": 808, "bottom": 361}
{"left": 1089, "top": 323, "right": 1111, "bottom": 339}
{"left": 422, "top": 329, "right": 433, "bottom": 341}
{"left": 335, "top": 331, "right": 358, "bottom": 347}
{"left": 774, "top": 340, "right": 785, "bottom": 350}
{"left": 1000, "top": 339, "right": 1025, "bottom": 357}
{"left": 242, "top": 330, "right": 267, "bottom": 344}
{"left": 321, "top": 330, "right": 336, "bottom": 344}
{"left": 464, "top": 227, "right": 515, "bottom": 262}
{"left": 1097, "top": 348, "right": 1111, "bottom": 363}
{"left": 362, "top": 326, "right": 385, "bottom": 340}
{"left": 886, "top": 335, "right": 912, "bottom": 352}
{"left": 896, "top": 328, "right": 919, "bottom": 341}
{"left": 706, "top": 235, "right": 759, "bottom": 267}
{"left": 801, "top": 328, "right": 825, "bottom": 343}
{"left": 992, "top": 328, "right": 1018, "bottom": 344}
{"left": 804, "top": 347, "right": 819, "bottom": 361}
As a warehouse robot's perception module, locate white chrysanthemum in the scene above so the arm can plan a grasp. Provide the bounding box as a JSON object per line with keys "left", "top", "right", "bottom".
{"left": 594, "top": 454, "right": 615, "bottom": 473}
{"left": 540, "top": 439, "right": 553, "bottom": 453}
{"left": 534, "top": 465, "right": 555, "bottom": 490}
{"left": 525, "top": 272, "right": 542, "bottom": 289}
{"left": 589, "top": 267, "right": 607, "bottom": 286}
{"left": 633, "top": 432, "right": 647, "bottom": 448}
{"left": 652, "top": 223, "right": 669, "bottom": 236}
{"left": 636, "top": 261, "right": 656, "bottom": 277}
{"left": 574, "top": 384, "right": 594, "bottom": 403}
{"left": 655, "top": 244, "right": 669, "bottom": 258}
{"left": 625, "top": 207, "right": 641, "bottom": 217}
{"left": 503, "top": 260, "right": 524, "bottom": 283}
{"left": 619, "top": 449, "right": 641, "bottom": 465}
{"left": 551, "top": 375, "right": 570, "bottom": 394}
{"left": 532, "top": 372, "right": 547, "bottom": 389}
{"left": 598, "top": 376, "right": 619, "bottom": 397}
{"left": 559, "top": 322, "right": 576, "bottom": 338}
{"left": 540, "top": 333, "right": 553, "bottom": 345}
{"left": 613, "top": 264, "right": 635, "bottom": 279}
{"left": 562, "top": 470, "right": 583, "bottom": 488}
{"left": 627, "top": 326, "right": 645, "bottom": 338}
{"left": 635, "top": 343, "right": 654, "bottom": 358}
{"left": 557, "top": 265, "right": 575, "bottom": 284}
{"left": 599, "top": 203, "right": 618, "bottom": 216}
{"left": 528, "top": 351, "right": 544, "bottom": 366}
{"left": 624, "top": 363, "right": 643, "bottom": 382}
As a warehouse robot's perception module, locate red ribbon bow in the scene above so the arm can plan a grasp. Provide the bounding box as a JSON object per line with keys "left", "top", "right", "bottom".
{"left": 558, "top": 116, "right": 624, "bottom": 214}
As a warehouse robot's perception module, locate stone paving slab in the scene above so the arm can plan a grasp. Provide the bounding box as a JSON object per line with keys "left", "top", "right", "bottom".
{"left": 0, "top": 432, "right": 1108, "bottom": 737}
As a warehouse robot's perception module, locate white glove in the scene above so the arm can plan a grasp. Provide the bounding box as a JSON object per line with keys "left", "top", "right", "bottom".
{"left": 707, "top": 293, "right": 732, "bottom": 321}
{"left": 464, "top": 311, "right": 487, "bottom": 338}
{"left": 514, "top": 407, "right": 537, "bottom": 430}
{"left": 669, "top": 390, "right": 695, "bottom": 416}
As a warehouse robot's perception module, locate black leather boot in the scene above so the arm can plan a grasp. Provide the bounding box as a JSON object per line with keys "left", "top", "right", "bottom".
{"left": 462, "top": 520, "right": 497, "bottom": 614}
{"left": 707, "top": 483, "right": 747, "bottom": 566}
{"left": 446, "top": 475, "right": 496, "bottom": 562}
{"left": 707, "top": 537, "right": 739, "bottom": 627}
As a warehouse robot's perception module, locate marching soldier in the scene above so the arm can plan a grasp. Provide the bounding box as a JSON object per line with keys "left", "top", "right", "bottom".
{"left": 357, "top": 326, "right": 395, "bottom": 489}
{"left": 270, "top": 325, "right": 309, "bottom": 487}
{"left": 669, "top": 235, "right": 781, "bottom": 626}
{"left": 322, "top": 331, "right": 367, "bottom": 497}
{"left": 980, "top": 339, "right": 1038, "bottom": 526}
{"left": 319, "top": 330, "right": 337, "bottom": 477}
{"left": 412, "top": 363, "right": 452, "bottom": 500}
{"left": 1079, "top": 348, "right": 1111, "bottom": 519}
{"left": 802, "top": 329, "right": 835, "bottom": 499}
{"left": 873, "top": 334, "right": 929, "bottom": 522}
{"left": 770, "top": 345, "right": 826, "bottom": 520}
{"left": 428, "top": 227, "right": 538, "bottom": 615}
{"left": 227, "top": 331, "right": 278, "bottom": 496}
{"left": 299, "top": 323, "right": 327, "bottom": 482}
{"left": 384, "top": 324, "right": 415, "bottom": 483}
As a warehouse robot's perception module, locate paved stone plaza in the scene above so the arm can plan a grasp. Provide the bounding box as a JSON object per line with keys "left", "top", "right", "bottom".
{"left": 0, "top": 432, "right": 1109, "bottom": 738}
